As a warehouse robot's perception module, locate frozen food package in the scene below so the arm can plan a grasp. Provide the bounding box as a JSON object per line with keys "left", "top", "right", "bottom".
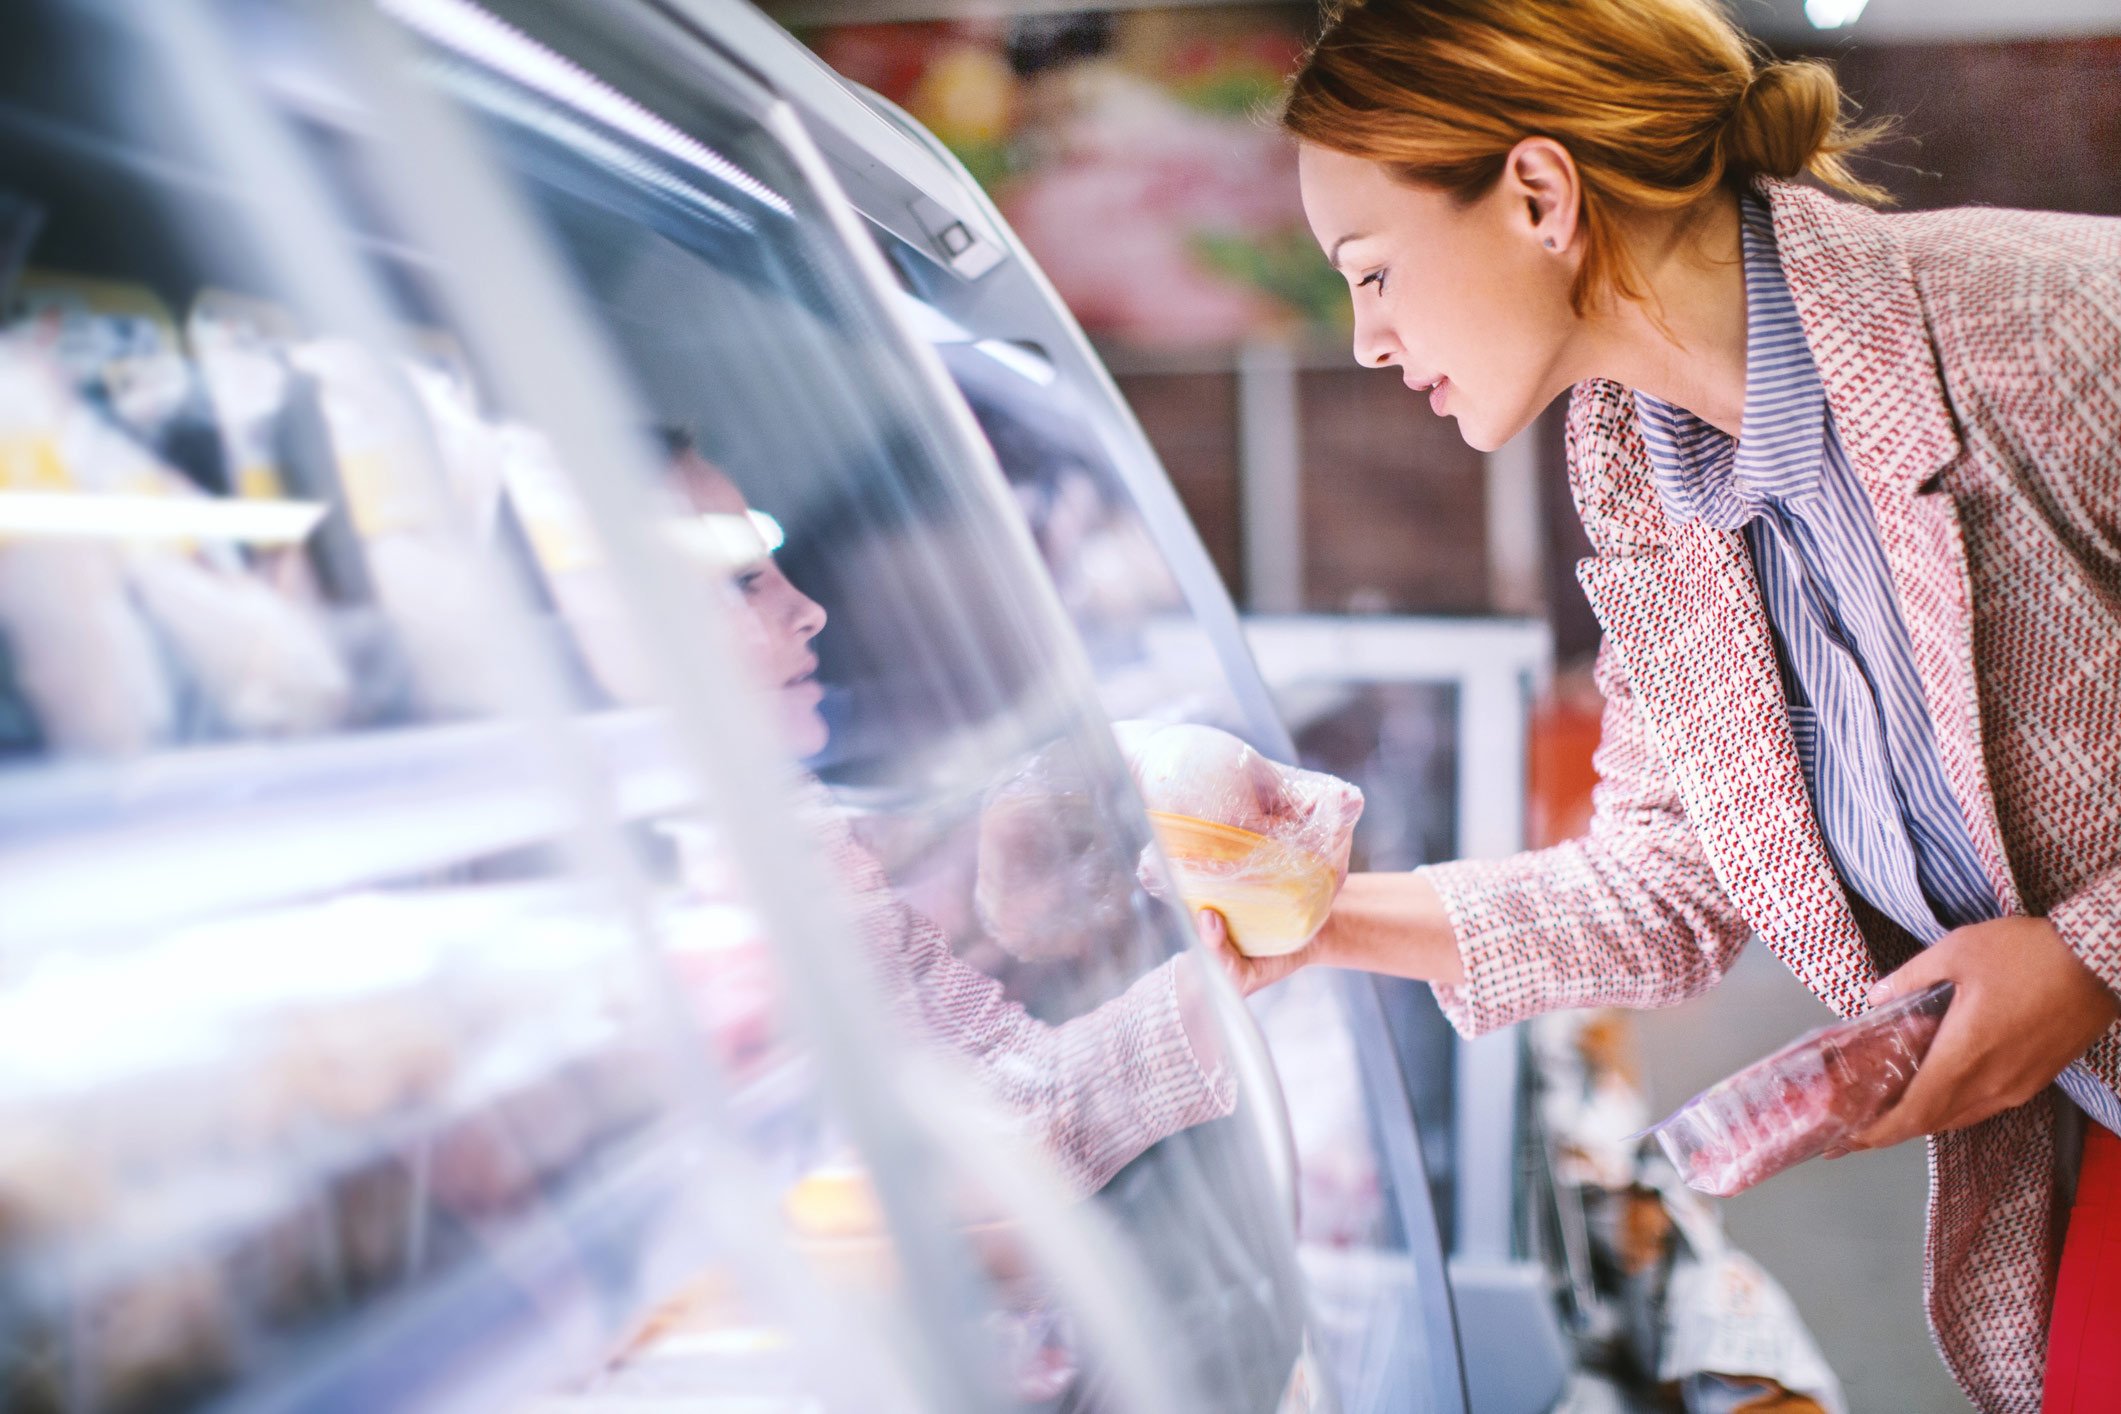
{"left": 1646, "top": 981, "right": 1954, "bottom": 1197}
{"left": 1113, "top": 722, "right": 1362, "bottom": 959}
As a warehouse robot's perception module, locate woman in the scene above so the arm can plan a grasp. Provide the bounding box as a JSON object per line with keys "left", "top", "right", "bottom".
{"left": 662, "top": 443, "right": 1235, "bottom": 1195}
{"left": 1212, "top": 2, "right": 2121, "bottom": 1409}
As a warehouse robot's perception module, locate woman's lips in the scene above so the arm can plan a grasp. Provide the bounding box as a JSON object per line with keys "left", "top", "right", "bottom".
{"left": 1404, "top": 372, "right": 1449, "bottom": 415}
{"left": 782, "top": 661, "right": 823, "bottom": 707}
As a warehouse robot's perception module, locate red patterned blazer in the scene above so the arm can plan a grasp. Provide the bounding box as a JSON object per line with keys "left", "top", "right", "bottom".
{"left": 1422, "top": 180, "right": 2121, "bottom": 1412}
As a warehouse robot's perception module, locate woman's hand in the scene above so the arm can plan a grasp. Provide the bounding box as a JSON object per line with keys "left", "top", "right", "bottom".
{"left": 1192, "top": 869, "right": 1466, "bottom": 997}
{"left": 1844, "top": 916, "right": 2121, "bottom": 1152}
{"left": 1193, "top": 907, "right": 1313, "bottom": 997}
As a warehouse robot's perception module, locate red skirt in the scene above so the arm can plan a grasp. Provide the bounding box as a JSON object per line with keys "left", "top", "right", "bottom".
{"left": 2044, "top": 1123, "right": 2121, "bottom": 1412}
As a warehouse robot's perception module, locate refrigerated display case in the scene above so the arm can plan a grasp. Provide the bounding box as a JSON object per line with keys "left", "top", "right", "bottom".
{"left": 695, "top": 24, "right": 1488, "bottom": 1414}
{"left": 0, "top": 1, "right": 1331, "bottom": 1411}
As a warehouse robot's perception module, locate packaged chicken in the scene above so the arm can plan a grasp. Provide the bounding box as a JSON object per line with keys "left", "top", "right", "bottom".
{"left": 1645, "top": 982, "right": 1953, "bottom": 1197}
{"left": 1113, "top": 722, "right": 1362, "bottom": 959}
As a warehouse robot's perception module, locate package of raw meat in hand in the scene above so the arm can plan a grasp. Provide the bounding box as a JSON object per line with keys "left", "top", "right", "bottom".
{"left": 1647, "top": 981, "right": 1954, "bottom": 1196}
{"left": 1112, "top": 722, "right": 1363, "bottom": 960}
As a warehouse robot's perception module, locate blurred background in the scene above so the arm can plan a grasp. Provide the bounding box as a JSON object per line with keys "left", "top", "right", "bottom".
{"left": 757, "top": 3, "right": 2121, "bottom": 1408}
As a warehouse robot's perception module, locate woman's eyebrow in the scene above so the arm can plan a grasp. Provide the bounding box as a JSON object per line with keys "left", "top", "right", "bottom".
{"left": 1327, "top": 233, "right": 1369, "bottom": 270}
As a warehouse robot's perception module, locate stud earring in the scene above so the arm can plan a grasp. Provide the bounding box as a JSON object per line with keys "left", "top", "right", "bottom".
{"left": 1543, "top": 238, "right": 1556, "bottom": 249}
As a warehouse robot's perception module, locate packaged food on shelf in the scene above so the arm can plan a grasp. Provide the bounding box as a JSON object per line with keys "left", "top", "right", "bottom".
{"left": 0, "top": 295, "right": 365, "bottom": 752}
{"left": 0, "top": 888, "right": 687, "bottom": 1412}
{"left": 187, "top": 291, "right": 299, "bottom": 505}
{"left": 1645, "top": 982, "right": 1953, "bottom": 1197}
{"left": 286, "top": 337, "right": 516, "bottom": 720}
{"left": 13, "top": 275, "right": 200, "bottom": 472}
{"left": 1113, "top": 721, "right": 1361, "bottom": 958}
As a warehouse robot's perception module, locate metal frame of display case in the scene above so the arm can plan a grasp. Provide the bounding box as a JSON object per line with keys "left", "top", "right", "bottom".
{"left": 684, "top": 21, "right": 1478, "bottom": 1412}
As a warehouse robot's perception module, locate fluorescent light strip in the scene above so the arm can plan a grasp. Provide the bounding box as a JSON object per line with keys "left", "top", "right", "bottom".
{"left": 441, "top": 66, "right": 754, "bottom": 235}
{"left": 0, "top": 493, "right": 329, "bottom": 544}
{"left": 381, "top": 0, "right": 795, "bottom": 218}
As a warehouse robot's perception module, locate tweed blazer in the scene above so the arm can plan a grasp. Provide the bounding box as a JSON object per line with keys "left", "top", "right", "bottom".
{"left": 1422, "top": 180, "right": 2121, "bottom": 1412}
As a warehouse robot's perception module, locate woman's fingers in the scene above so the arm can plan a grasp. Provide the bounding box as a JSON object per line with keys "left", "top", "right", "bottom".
{"left": 1849, "top": 918, "right": 2119, "bottom": 1151}
{"left": 1194, "top": 906, "right": 1303, "bottom": 997}
{"left": 1195, "top": 906, "right": 1249, "bottom": 986}
{"left": 1846, "top": 1024, "right": 1973, "bottom": 1150}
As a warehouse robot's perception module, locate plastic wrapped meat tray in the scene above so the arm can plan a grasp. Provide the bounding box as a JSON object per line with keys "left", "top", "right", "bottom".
{"left": 1646, "top": 982, "right": 1953, "bottom": 1196}
{"left": 1112, "top": 723, "right": 1362, "bottom": 959}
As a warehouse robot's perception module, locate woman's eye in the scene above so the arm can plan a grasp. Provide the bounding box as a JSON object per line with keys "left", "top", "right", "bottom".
{"left": 1357, "top": 269, "right": 1387, "bottom": 296}
{"left": 734, "top": 569, "right": 765, "bottom": 596}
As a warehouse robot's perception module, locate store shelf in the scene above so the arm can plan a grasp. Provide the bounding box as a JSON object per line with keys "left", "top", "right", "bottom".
{"left": 204, "top": 1121, "right": 704, "bottom": 1414}
{"left": 0, "top": 710, "right": 698, "bottom": 944}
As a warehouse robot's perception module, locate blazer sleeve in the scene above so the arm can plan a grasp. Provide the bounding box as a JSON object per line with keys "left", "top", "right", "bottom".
{"left": 1420, "top": 637, "right": 1756, "bottom": 1037}
{"left": 812, "top": 789, "right": 1235, "bottom": 1194}
{"left": 2029, "top": 262, "right": 2121, "bottom": 1000}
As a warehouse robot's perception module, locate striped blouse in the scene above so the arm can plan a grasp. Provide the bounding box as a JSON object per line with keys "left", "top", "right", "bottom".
{"left": 1634, "top": 195, "right": 2119, "bottom": 1135}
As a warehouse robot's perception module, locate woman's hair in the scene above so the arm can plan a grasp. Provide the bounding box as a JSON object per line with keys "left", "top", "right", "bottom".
{"left": 1282, "top": 0, "right": 1891, "bottom": 312}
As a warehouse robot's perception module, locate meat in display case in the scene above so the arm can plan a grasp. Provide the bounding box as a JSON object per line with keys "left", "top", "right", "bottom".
{"left": 0, "top": 1, "right": 1348, "bottom": 1411}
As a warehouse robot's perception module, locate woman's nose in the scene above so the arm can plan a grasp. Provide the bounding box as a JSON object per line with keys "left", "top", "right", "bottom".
{"left": 791, "top": 591, "right": 826, "bottom": 641}
{"left": 1352, "top": 313, "right": 1401, "bottom": 371}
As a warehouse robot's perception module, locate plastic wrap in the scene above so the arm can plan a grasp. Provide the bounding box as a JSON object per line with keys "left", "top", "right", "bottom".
{"left": 1646, "top": 982, "right": 1953, "bottom": 1197}
{"left": 1113, "top": 722, "right": 1361, "bottom": 958}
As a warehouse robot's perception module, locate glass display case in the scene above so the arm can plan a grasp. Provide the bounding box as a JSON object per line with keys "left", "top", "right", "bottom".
{"left": 0, "top": 1, "right": 1330, "bottom": 1411}
{"left": 731, "top": 35, "right": 1480, "bottom": 1414}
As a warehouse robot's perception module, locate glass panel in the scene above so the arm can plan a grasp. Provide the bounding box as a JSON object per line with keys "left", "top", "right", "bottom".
{"left": 361, "top": 0, "right": 1313, "bottom": 1410}
{"left": 0, "top": 5, "right": 918, "bottom": 1412}
{"left": 1287, "top": 681, "right": 1464, "bottom": 1237}
{"left": 877, "top": 232, "right": 1464, "bottom": 1409}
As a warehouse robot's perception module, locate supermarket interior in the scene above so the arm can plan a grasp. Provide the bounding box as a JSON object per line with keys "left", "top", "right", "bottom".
{"left": 0, "top": 1, "right": 2116, "bottom": 1412}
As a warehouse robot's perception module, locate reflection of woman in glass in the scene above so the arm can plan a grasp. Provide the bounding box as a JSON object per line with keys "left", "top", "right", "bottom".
{"left": 664, "top": 439, "right": 1234, "bottom": 1194}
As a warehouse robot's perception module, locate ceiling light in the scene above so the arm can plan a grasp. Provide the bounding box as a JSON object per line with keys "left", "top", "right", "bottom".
{"left": 1805, "top": 0, "right": 1870, "bottom": 28}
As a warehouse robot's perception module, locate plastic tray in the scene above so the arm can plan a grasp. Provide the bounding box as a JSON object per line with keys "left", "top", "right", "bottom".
{"left": 1646, "top": 981, "right": 1954, "bottom": 1196}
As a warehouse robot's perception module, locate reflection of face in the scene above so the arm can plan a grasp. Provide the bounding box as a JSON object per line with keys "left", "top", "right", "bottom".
{"left": 672, "top": 454, "right": 830, "bottom": 759}
{"left": 1299, "top": 145, "right": 1575, "bottom": 453}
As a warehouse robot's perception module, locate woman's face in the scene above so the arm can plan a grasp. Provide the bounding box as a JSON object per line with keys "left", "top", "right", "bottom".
{"left": 675, "top": 456, "right": 831, "bottom": 760}
{"left": 1298, "top": 144, "right": 1579, "bottom": 452}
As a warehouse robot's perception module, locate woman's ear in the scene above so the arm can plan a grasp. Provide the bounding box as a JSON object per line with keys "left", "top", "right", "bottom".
{"left": 1503, "top": 137, "right": 1582, "bottom": 254}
